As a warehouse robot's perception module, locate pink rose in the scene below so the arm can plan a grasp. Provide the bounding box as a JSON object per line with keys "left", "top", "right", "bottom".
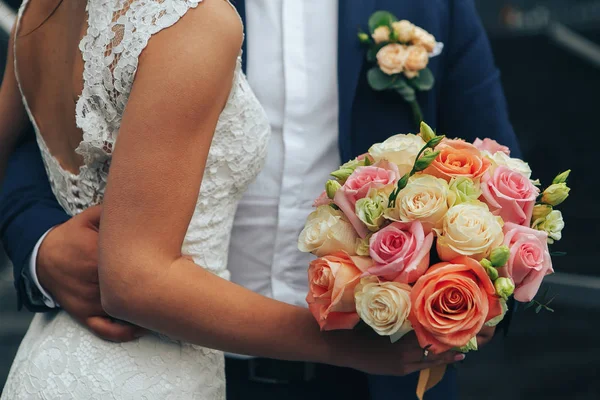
{"left": 307, "top": 252, "right": 373, "bottom": 330}
{"left": 334, "top": 160, "right": 399, "bottom": 238}
{"left": 367, "top": 221, "right": 434, "bottom": 284}
{"left": 473, "top": 138, "right": 510, "bottom": 156}
{"left": 480, "top": 165, "right": 539, "bottom": 226}
{"left": 501, "top": 222, "right": 554, "bottom": 302}
{"left": 313, "top": 191, "right": 330, "bottom": 207}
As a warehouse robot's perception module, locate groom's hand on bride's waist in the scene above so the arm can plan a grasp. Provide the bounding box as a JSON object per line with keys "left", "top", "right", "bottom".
{"left": 36, "top": 205, "right": 145, "bottom": 342}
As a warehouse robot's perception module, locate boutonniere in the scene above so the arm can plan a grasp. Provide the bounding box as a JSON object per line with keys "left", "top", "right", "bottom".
{"left": 358, "top": 11, "right": 443, "bottom": 128}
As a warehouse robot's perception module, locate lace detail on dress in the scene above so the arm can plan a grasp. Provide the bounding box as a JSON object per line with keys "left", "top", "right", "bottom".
{"left": 75, "top": 0, "right": 204, "bottom": 167}
{"left": 3, "top": 0, "right": 270, "bottom": 399}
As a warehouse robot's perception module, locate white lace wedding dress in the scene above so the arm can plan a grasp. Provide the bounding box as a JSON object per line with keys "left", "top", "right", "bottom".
{"left": 1, "top": 0, "right": 270, "bottom": 399}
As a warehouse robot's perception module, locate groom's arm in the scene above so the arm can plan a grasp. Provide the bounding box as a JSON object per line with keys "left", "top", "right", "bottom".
{"left": 437, "top": 0, "right": 522, "bottom": 158}
{"left": 438, "top": 0, "right": 518, "bottom": 335}
{"left": 0, "top": 133, "right": 71, "bottom": 312}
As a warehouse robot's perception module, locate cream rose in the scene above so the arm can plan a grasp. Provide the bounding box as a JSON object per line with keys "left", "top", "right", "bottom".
{"left": 411, "top": 26, "right": 437, "bottom": 52}
{"left": 435, "top": 203, "right": 504, "bottom": 261}
{"left": 368, "top": 133, "right": 425, "bottom": 176}
{"left": 376, "top": 44, "right": 409, "bottom": 75}
{"left": 298, "top": 205, "right": 358, "bottom": 257}
{"left": 485, "top": 150, "right": 532, "bottom": 179}
{"left": 392, "top": 20, "right": 414, "bottom": 43}
{"left": 386, "top": 174, "right": 454, "bottom": 233}
{"left": 372, "top": 26, "right": 391, "bottom": 44}
{"left": 355, "top": 276, "right": 413, "bottom": 340}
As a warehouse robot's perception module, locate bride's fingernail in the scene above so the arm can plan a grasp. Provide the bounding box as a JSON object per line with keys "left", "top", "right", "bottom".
{"left": 454, "top": 354, "right": 466, "bottom": 362}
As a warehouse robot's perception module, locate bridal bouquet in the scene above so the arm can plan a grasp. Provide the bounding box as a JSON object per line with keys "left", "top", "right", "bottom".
{"left": 298, "top": 122, "right": 571, "bottom": 356}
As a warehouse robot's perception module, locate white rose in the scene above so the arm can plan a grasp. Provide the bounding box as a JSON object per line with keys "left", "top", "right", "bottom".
{"left": 368, "top": 133, "right": 425, "bottom": 176}
{"left": 411, "top": 26, "right": 437, "bottom": 52}
{"left": 355, "top": 276, "right": 413, "bottom": 340}
{"left": 298, "top": 205, "right": 358, "bottom": 256}
{"left": 532, "top": 209, "right": 564, "bottom": 244}
{"left": 372, "top": 26, "right": 391, "bottom": 44}
{"left": 386, "top": 174, "right": 454, "bottom": 232}
{"left": 484, "top": 150, "right": 532, "bottom": 179}
{"left": 392, "top": 20, "right": 414, "bottom": 43}
{"left": 376, "top": 44, "right": 409, "bottom": 75}
{"left": 435, "top": 202, "right": 504, "bottom": 261}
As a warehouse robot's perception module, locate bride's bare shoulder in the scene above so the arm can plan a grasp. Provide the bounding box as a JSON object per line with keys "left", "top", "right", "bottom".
{"left": 140, "top": 0, "right": 243, "bottom": 65}
{"left": 125, "top": 0, "right": 243, "bottom": 126}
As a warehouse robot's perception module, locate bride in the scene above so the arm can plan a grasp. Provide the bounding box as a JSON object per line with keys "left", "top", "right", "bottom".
{"left": 0, "top": 0, "right": 462, "bottom": 398}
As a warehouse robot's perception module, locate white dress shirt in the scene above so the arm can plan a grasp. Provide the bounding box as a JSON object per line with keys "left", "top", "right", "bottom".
{"left": 228, "top": 0, "right": 340, "bottom": 307}
{"left": 29, "top": 0, "right": 340, "bottom": 311}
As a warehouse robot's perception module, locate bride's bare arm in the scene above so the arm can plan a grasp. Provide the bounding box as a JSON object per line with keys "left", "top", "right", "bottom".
{"left": 99, "top": 1, "right": 460, "bottom": 376}
{"left": 0, "top": 27, "right": 30, "bottom": 181}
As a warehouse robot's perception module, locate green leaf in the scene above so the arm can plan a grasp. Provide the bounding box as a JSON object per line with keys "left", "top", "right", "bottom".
{"left": 535, "top": 304, "right": 543, "bottom": 314}
{"left": 414, "top": 151, "right": 440, "bottom": 172}
{"left": 367, "top": 68, "right": 395, "bottom": 91}
{"left": 368, "top": 11, "right": 397, "bottom": 33}
{"left": 392, "top": 79, "right": 416, "bottom": 102}
{"left": 551, "top": 251, "right": 567, "bottom": 257}
{"left": 426, "top": 135, "right": 445, "bottom": 149}
{"left": 407, "top": 68, "right": 435, "bottom": 91}
{"left": 524, "top": 301, "right": 535, "bottom": 310}
{"left": 367, "top": 43, "right": 386, "bottom": 62}
{"left": 397, "top": 86, "right": 416, "bottom": 102}
{"left": 397, "top": 174, "right": 410, "bottom": 191}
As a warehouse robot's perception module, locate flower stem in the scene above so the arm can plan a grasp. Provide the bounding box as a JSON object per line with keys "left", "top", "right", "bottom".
{"left": 409, "top": 100, "right": 423, "bottom": 129}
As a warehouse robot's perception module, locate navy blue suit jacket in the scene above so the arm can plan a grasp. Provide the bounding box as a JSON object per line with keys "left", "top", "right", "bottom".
{"left": 0, "top": 3, "right": 516, "bottom": 395}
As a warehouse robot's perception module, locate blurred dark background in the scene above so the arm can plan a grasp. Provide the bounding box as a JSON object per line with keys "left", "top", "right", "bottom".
{"left": 1, "top": 0, "right": 598, "bottom": 399}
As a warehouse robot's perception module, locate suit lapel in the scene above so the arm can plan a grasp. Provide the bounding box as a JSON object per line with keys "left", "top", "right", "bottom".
{"left": 338, "top": 0, "right": 376, "bottom": 160}
{"left": 232, "top": 0, "right": 247, "bottom": 72}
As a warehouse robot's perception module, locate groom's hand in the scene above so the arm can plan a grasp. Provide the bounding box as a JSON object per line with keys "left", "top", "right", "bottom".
{"left": 36, "top": 205, "right": 145, "bottom": 342}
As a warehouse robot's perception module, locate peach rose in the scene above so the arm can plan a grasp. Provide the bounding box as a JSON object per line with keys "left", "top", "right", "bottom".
{"left": 372, "top": 26, "right": 391, "bottom": 44}
{"left": 473, "top": 138, "right": 510, "bottom": 156}
{"left": 367, "top": 221, "right": 434, "bottom": 284}
{"left": 307, "top": 252, "right": 373, "bottom": 330}
{"left": 392, "top": 20, "right": 415, "bottom": 43}
{"left": 501, "top": 222, "right": 554, "bottom": 302}
{"left": 480, "top": 165, "right": 539, "bottom": 226}
{"left": 334, "top": 160, "right": 399, "bottom": 238}
{"left": 404, "top": 45, "right": 429, "bottom": 73}
{"left": 411, "top": 26, "right": 437, "bottom": 53}
{"left": 376, "top": 44, "right": 409, "bottom": 75}
{"left": 424, "top": 139, "right": 491, "bottom": 182}
{"left": 409, "top": 256, "right": 503, "bottom": 353}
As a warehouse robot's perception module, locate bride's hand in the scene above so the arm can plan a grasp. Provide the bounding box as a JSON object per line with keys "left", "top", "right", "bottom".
{"left": 335, "top": 330, "right": 465, "bottom": 376}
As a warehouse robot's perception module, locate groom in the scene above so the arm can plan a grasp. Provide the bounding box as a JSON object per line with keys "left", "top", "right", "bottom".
{"left": 1, "top": 0, "right": 519, "bottom": 399}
